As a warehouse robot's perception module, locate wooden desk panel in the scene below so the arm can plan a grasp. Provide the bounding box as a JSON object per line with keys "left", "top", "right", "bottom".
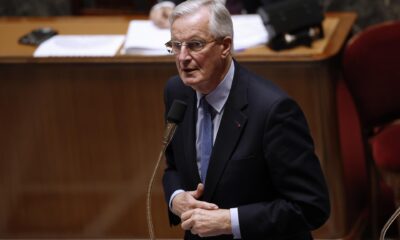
{"left": 0, "top": 13, "right": 358, "bottom": 239}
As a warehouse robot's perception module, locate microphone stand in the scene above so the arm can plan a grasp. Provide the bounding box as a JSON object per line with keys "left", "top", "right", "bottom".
{"left": 146, "top": 122, "right": 177, "bottom": 240}
{"left": 380, "top": 205, "right": 400, "bottom": 240}
{"left": 145, "top": 99, "right": 186, "bottom": 240}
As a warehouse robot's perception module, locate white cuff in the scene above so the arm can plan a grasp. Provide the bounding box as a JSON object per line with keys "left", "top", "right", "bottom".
{"left": 230, "top": 208, "right": 241, "bottom": 239}
{"left": 169, "top": 189, "right": 185, "bottom": 210}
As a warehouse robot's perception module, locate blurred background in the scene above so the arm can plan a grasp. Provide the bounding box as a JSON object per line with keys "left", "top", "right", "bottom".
{"left": 0, "top": 0, "right": 400, "bottom": 30}
{"left": 1, "top": 1, "right": 400, "bottom": 240}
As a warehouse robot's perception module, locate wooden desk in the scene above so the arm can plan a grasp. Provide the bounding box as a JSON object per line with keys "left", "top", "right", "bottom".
{"left": 0, "top": 13, "right": 358, "bottom": 239}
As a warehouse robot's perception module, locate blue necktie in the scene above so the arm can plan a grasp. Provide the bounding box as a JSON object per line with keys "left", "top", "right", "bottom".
{"left": 199, "top": 97, "right": 215, "bottom": 184}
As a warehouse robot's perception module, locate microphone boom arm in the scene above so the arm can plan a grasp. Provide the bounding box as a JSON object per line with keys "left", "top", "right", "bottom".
{"left": 146, "top": 99, "right": 186, "bottom": 240}
{"left": 146, "top": 122, "right": 177, "bottom": 240}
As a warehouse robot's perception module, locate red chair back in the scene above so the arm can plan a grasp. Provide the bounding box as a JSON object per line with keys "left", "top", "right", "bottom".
{"left": 343, "top": 21, "right": 400, "bottom": 130}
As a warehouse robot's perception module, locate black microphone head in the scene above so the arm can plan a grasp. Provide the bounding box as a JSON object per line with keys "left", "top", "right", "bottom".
{"left": 167, "top": 100, "right": 187, "bottom": 124}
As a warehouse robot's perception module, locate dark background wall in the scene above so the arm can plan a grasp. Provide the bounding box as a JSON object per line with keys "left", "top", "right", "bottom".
{"left": 0, "top": 0, "right": 153, "bottom": 17}
{"left": 0, "top": 0, "right": 399, "bottom": 31}
{"left": 0, "top": 0, "right": 72, "bottom": 16}
{"left": 323, "top": 0, "right": 400, "bottom": 31}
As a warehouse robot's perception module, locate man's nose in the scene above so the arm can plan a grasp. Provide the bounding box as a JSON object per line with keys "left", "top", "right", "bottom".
{"left": 178, "top": 45, "right": 191, "bottom": 62}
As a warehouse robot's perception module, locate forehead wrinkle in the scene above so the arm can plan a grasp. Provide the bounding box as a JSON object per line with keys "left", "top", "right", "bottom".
{"left": 171, "top": 7, "right": 211, "bottom": 41}
{"left": 171, "top": 29, "right": 209, "bottom": 41}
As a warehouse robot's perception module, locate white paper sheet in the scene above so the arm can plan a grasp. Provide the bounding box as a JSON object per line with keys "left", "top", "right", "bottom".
{"left": 122, "top": 14, "right": 268, "bottom": 56}
{"left": 231, "top": 14, "right": 269, "bottom": 51}
{"left": 122, "top": 20, "right": 171, "bottom": 55}
{"left": 34, "top": 35, "right": 125, "bottom": 57}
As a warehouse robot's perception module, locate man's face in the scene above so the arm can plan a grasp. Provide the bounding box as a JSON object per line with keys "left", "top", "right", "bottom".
{"left": 170, "top": 7, "right": 231, "bottom": 94}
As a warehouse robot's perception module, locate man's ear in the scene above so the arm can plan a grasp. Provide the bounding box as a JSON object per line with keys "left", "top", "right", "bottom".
{"left": 220, "top": 36, "right": 233, "bottom": 58}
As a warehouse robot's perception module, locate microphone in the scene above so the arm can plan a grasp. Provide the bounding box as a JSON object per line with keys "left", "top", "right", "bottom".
{"left": 146, "top": 100, "right": 187, "bottom": 240}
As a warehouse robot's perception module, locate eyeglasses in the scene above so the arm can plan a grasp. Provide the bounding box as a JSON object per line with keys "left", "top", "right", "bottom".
{"left": 165, "top": 39, "right": 219, "bottom": 54}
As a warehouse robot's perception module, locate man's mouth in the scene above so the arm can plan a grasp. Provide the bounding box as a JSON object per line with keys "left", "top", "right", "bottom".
{"left": 182, "top": 68, "right": 196, "bottom": 73}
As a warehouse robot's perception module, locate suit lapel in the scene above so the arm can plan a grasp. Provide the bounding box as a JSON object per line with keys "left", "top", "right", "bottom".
{"left": 203, "top": 62, "right": 249, "bottom": 201}
{"left": 181, "top": 88, "right": 202, "bottom": 187}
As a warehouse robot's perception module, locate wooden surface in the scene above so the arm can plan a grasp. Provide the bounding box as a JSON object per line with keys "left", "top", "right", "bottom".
{"left": 0, "top": 13, "right": 358, "bottom": 239}
{"left": 0, "top": 12, "right": 352, "bottom": 62}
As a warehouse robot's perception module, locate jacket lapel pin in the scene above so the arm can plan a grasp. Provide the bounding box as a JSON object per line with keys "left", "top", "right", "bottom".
{"left": 235, "top": 120, "right": 241, "bottom": 128}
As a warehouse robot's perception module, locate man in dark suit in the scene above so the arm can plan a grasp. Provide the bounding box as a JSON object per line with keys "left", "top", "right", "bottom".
{"left": 162, "top": 0, "right": 330, "bottom": 239}
{"left": 150, "top": 0, "right": 278, "bottom": 28}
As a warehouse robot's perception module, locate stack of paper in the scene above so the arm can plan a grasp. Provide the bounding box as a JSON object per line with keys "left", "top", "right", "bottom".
{"left": 34, "top": 35, "right": 125, "bottom": 57}
{"left": 232, "top": 14, "right": 269, "bottom": 51}
{"left": 122, "top": 14, "right": 268, "bottom": 56}
{"left": 122, "top": 20, "right": 170, "bottom": 55}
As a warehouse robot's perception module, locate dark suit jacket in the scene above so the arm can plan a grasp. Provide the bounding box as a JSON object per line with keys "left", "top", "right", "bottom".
{"left": 162, "top": 0, "right": 280, "bottom": 14}
{"left": 163, "top": 61, "right": 330, "bottom": 240}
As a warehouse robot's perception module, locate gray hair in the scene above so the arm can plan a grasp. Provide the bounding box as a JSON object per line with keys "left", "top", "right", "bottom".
{"left": 169, "top": 0, "right": 234, "bottom": 40}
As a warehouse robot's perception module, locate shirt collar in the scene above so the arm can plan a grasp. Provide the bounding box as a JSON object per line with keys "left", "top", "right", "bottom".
{"left": 196, "top": 61, "right": 235, "bottom": 113}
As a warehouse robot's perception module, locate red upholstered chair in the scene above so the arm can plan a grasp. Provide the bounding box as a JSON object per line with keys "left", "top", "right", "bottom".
{"left": 342, "top": 20, "right": 400, "bottom": 238}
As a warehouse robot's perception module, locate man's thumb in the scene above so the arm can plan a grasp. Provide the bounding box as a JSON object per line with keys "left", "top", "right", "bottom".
{"left": 191, "top": 183, "right": 204, "bottom": 199}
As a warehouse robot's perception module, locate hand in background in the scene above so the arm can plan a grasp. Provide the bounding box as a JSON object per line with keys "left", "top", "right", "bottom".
{"left": 171, "top": 183, "right": 218, "bottom": 217}
{"left": 149, "top": 5, "right": 173, "bottom": 29}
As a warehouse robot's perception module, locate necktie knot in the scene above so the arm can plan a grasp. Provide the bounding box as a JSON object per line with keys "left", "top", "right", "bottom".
{"left": 200, "top": 97, "right": 216, "bottom": 120}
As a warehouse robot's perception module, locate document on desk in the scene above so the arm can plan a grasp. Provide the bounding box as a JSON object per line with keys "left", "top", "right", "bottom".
{"left": 122, "top": 14, "right": 268, "bottom": 55}
{"left": 122, "top": 20, "right": 170, "bottom": 55}
{"left": 34, "top": 35, "right": 125, "bottom": 57}
{"left": 232, "top": 14, "right": 269, "bottom": 51}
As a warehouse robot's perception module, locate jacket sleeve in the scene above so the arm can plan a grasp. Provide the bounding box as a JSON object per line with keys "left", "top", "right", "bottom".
{"left": 162, "top": 77, "right": 186, "bottom": 226}
{"left": 238, "top": 98, "right": 330, "bottom": 239}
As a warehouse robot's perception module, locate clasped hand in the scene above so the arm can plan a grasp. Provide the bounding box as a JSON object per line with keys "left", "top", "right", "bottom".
{"left": 171, "top": 183, "right": 232, "bottom": 237}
